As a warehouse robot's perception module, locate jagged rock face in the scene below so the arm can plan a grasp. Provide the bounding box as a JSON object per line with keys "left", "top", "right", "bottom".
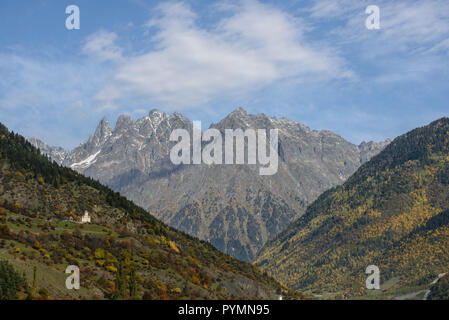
{"left": 28, "top": 108, "right": 389, "bottom": 261}
{"left": 61, "top": 109, "right": 192, "bottom": 183}
{"left": 25, "top": 137, "right": 68, "bottom": 165}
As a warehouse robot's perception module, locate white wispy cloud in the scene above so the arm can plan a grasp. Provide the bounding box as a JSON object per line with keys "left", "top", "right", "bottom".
{"left": 94, "top": 0, "right": 350, "bottom": 108}
{"left": 307, "top": 0, "right": 365, "bottom": 19}
{"left": 2, "top": 0, "right": 448, "bottom": 148}
{"left": 82, "top": 30, "right": 123, "bottom": 62}
{"left": 305, "top": 0, "right": 449, "bottom": 84}
{"left": 380, "top": 0, "right": 449, "bottom": 45}
{"left": 0, "top": 51, "right": 114, "bottom": 148}
{"left": 310, "top": 0, "right": 449, "bottom": 49}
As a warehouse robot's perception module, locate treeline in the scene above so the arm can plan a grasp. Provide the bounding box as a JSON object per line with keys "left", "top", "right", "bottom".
{"left": 0, "top": 123, "right": 165, "bottom": 232}
{"left": 257, "top": 117, "right": 449, "bottom": 296}
{"left": 346, "top": 117, "right": 449, "bottom": 189}
{"left": 0, "top": 122, "right": 292, "bottom": 300}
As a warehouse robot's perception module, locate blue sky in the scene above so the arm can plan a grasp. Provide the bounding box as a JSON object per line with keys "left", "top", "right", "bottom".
{"left": 1, "top": 0, "right": 448, "bottom": 149}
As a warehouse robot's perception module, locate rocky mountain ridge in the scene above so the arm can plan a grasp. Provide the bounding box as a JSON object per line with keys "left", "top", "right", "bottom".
{"left": 27, "top": 108, "right": 389, "bottom": 261}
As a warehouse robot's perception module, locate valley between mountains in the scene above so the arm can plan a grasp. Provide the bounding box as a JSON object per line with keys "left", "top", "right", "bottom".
{"left": 257, "top": 117, "right": 449, "bottom": 299}
{"left": 12, "top": 110, "right": 449, "bottom": 300}
{"left": 1, "top": 122, "right": 303, "bottom": 300}
{"left": 27, "top": 108, "right": 389, "bottom": 262}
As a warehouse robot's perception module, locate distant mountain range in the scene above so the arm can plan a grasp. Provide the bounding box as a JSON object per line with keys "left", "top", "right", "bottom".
{"left": 1, "top": 121, "right": 300, "bottom": 300}
{"left": 26, "top": 137, "right": 69, "bottom": 165}
{"left": 27, "top": 108, "right": 389, "bottom": 261}
{"left": 256, "top": 118, "right": 449, "bottom": 298}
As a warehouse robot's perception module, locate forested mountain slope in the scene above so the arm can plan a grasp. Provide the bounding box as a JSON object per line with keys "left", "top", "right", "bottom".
{"left": 257, "top": 118, "right": 449, "bottom": 298}
{"left": 0, "top": 122, "right": 302, "bottom": 300}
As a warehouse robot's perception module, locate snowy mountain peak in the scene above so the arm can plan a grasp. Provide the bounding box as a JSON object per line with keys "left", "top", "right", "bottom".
{"left": 149, "top": 109, "right": 167, "bottom": 129}
{"left": 232, "top": 107, "right": 248, "bottom": 115}
{"left": 27, "top": 109, "right": 390, "bottom": 262}
{"left": 89, "top": 117, "right": 112, "bottom": 148}
{"left": 25, "top": 137, "right": 68, "bottom": 165}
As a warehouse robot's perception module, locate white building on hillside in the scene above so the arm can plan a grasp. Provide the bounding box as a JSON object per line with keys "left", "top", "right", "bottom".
{"left": 81, "top": 210, "right": 91, "bottom": 224}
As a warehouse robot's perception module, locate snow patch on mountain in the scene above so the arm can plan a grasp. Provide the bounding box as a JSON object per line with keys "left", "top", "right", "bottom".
{"left": 70, "top": 150, "right": 101, "bottom": 169}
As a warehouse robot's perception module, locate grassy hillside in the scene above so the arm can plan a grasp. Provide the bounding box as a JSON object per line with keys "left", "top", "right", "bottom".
{"left": 0, "top": 122, "right": 303, "bottom": 300}
{"left": 256, "top": 118, "right": 449, "bottom": 299}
